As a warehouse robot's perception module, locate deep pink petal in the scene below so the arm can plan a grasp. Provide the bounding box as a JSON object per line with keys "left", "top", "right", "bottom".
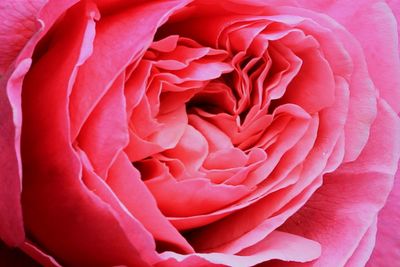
{"left": 21, "top": 2, "right": 157, "bottom": 265}
{"left": 20, "top": 241, "right": 62, "bottom": 267}
{"left": 0, "top": 0, "right": 80, "bottom": 247}
{"left": 0, "top": 241, "right": 40, "bottom": 267}
{"left": 79, "top": 150, "right": 161, "bottom": 265}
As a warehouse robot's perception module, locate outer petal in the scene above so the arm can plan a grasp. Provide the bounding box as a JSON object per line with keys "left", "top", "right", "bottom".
{"left": 295, "top": 0, "right": 400, "bottom": 113}
{"left": 0, "top": 0, "right": 43, "bottom": 246}
{"left": 20, "top": 2, "right": 157, "bottom": 266}
{"left": 20, "top": 241, "right": 62, "bottom": 267}
{"left": 0, "top": 241, "right": 41, "bottom": 267}
{"left": 367, "top": 163, "right": 400, "bottom": 266}
{"left": 0, "top": 0, "right": 79, "bottom": 247}
{"left": 0, "top": 63, "right": 27, "bottom": 246}
{"left": 280, "top": 99, "right": 400, "bottom": 266}
{"left": 0, "top": 0, "right": 46, "bottom": 74}
{"left": 387, "top": 0, "right": 400, "bottom": 51}
{"left": 346, "top": 218, "right": 377, "bottom": 267}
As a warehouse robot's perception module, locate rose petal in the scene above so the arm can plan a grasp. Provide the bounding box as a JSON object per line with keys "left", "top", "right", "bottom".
{"left": 78, "top": 149, "right": 159, "bottom": 265}
{"left": 346, "top": 218, "right": 378, "bottom": 267}
{"left": 189, "top": 114, "right": 234, "bottom": 152}
{"left": 296, "top": 0, "right": 400, "bottom": 113}
{"left": 21, "top": 2, "right": 157, "bottom": 265}
{"left": 124, "top": 60, "right": 152, "bottom": 115}
{"left": 280, "top": 99, "right": 400, "bottom": 266}
{"left": 0, "top": 62, "right": 27, "bottom": 246}
{"left": 20, "top": 241, "right": 62, "bottom": 267}
{"left": 0, "top": 241, "right": 40, "bottom": 267}
{"left": 186, "top": 174, "right": 322, "bottom": 254}
{"left": 150, "top": 35, "right": 180, "bottom": 52}
{"left": 367, "top": 162, "right": 400, "bottom": 266}
{"left": 126, "top": 104, "right": 188, "bottom": 161}
{"left": 77, "top": 73, "right": 128, "bottom": 178}
{"left": 69, "top": 0, "right": 190, "bottom": 139}
{"left": 387, "top": 0, "right": 400, "bottom": 50}
{"left": 107, "top": 152, "right": 194, "bottom": 254}
{"left": 163, "top": 125, "right": 209, "bottom": 173}
{"left": 278, "top": 5, "right": 377, "bottom": 162}
{"left": 0, "top": 0, "right": 46, "bottom": 245}
{"left": 183, "top": 72, "right": 350, "bottom": 253}
{"left": 146, "top": 175, "right": 251, "bottom": 217}
{"left": 204, "top": 148, "right": 248, "bottom": 170}
{"left": 0, "top": 0, "right": 45, "bottom": 74}
{"left": 158, "top": 230, "right": 320, "bottom": 267}
{"left": 0, "top": 0, "right": 80, "bottom": 247}
{"left": 278, "top": 36, "right": 335, "bottom": 113}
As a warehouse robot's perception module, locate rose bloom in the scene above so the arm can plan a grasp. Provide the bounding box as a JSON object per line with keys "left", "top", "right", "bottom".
{"left": 1, "top": 0, "right": 400, "bottom": 266}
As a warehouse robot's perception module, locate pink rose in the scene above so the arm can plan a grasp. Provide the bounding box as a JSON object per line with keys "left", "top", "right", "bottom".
{"left": 1, "top": 0, "right": 399, "bottom": 266}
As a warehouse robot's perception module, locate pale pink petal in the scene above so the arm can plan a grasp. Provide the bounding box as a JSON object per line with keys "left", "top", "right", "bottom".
{"left": 163, "top": 125, "right": 209, "bottom": 173}
{"left": 189, "top": 114, "right": 234, "bottom": 152}
{"left": 280, "top": 100, "right": 400, "bottom": 266}
{"left": 296, "top": 0, "right": 400, "bottom": 113}
{"left": 367, "top": 162, "right": 400, "bottom": 266}
{"left": 204, "top": 148, "right": 248, "bottom": 170}
{"left": 346, "top": 218, "right": 377, "bottom": 267}
{"left": 158, "top": 231, "right": 320, "bottom": 267}
{"left": 126, "top": 105, "right": 188, "bottom": 161}
{"left": 387, "top": 0, "right": 400, "bottom": 51}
